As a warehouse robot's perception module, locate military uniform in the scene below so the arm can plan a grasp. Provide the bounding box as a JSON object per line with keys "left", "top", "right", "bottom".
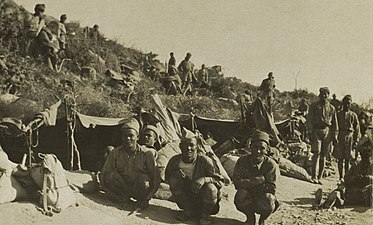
{"left": 308, "top": 96, "right": 338, "bottom": 182}
{"left": 165, "top": 154, "right": 223, "bottom": 217}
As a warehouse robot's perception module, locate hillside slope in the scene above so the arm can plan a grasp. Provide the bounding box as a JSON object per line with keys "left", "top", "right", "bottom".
{"left": 1, "top": 0, "right": 368, "bottom": 124}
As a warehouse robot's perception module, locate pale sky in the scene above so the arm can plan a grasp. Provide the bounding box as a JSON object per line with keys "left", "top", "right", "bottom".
{"left": 15, "top": 0, "right": 373, "bottom": 103}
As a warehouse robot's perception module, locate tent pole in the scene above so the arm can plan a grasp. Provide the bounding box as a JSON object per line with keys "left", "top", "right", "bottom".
{"left": 27, "top": 129, "right": 32, "bottom": 168}
{"left": 65, "top": 96, "right": 74, "bottom": 170}
{"left": 71, "top": 102, "right": 81, "bottom": 170}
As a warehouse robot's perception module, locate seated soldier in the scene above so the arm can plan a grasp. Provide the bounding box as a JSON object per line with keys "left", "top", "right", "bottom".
{"left": 99, "top": 118, "right": 160, "bottom": 209}
{"left": 165, "top": 128, "right": 223, "bottom": 225}
{"left": 344, "top": 124, "right": 373, "bottom": 207}
{"left": 139, "top": 125, "right": 159, "bottom": 151}
{"left": 233, "top": 131, "right": 280, "bottom": 225}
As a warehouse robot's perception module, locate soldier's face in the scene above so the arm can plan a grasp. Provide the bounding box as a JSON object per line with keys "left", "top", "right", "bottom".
{"left": 143, "top": 130, "right": 157, "bottom": 147}
{"left": 319, "top": 92, "right": 329, "bottom": 100}
{"left": 250, "top": 141, "right": 268, "bottom": 164}
{"left": 121, "top": 128, "right": 138, "bottom": 152}
{"left": 343, "top": 99, "right": 351, "bottom": 110}
{"left": 180, "top": 138, "right": 198, "bottom": 163}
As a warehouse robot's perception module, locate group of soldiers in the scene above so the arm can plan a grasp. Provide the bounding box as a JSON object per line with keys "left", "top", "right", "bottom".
{"left": 96, "top": 68, "right": 372, "bottom": 225}
{"left": 98, "top": 117, "right": 280, "bottom": 225}
{"left": 24, "top": 4, "right": 67, "bottom": 71}
{"left": 298, "top": 87, "right": 372, "bottom": 207}
{"left": 24, "top": 4, "right": 101, "bottom": 72}
{"left": 14, "top": 4, "right": 373, "bottom": 225}
{"left": 166, "top": 52, "right": 211, "bottom": 96}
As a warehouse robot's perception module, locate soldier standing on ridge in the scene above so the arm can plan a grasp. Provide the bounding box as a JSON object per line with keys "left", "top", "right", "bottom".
{"left": 90, "top": 24, "right": 100, "bottom": 41}
{"left": 330, "top": 94, "right": 341, "bottom": 111}
{"left": 198, "top": 64, "right": 210, "bottom": 88}
{"left": 333, "top": 95, "right": 360, "bottom": 182}
{"left": 168, "top": 52, "right": 176, "bottom": 71}
{"left": 57, "top": 14, "right": 67, "bottom": 50}
{"left": 178, "top": 52, "right": 195, "bottom": 95}
{"left": 307, "top": 87, "right": 338, "bottom": 184}
{"left": 259, "top": 72, "right": 276, "bottom": 114}
{"left": 24, "top": 4, "right": 46, "bottom": 56}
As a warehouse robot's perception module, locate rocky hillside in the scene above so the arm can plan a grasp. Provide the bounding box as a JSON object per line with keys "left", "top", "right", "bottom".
{"left": 0, "top": 0, "right": 368, "bottom": 123}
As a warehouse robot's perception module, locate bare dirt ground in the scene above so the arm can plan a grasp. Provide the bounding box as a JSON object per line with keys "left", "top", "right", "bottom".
{"left": 0, "top": 174, "right": 372, "bottom": 225}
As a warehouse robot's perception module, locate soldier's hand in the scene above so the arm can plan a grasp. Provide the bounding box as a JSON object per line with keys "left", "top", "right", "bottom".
{"left": 191, "top": 177, "right": 206, "bottom": 193}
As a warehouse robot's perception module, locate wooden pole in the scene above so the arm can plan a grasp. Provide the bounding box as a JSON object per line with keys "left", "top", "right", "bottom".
{"left": 27, "top": 129, "right": 32, "bottom": 168}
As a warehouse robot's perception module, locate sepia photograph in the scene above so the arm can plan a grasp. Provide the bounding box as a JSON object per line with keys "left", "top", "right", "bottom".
{"left": 0, "top": 0, "right": 372, "bottom": 224}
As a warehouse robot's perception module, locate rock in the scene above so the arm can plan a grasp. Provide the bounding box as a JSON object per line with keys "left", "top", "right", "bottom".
{"left": 0, "top": 93, "right": 19, "bottom": 104}
{"left": 81, "top": 67, "right": 97, "bottom": 80}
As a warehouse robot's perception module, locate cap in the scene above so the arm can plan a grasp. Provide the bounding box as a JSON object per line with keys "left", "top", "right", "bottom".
{"left": 319, "top": 87, "right": 330, "bottom": 94}
{"left": 34, "top": 4, "right": 45, "bottom": 12}
{"left": 251, "top": 130, "right": 270, "bottom": 145}
{"left": 143, "top": 125, "right": 159, "bottom": 138}
{"left": 342, "top": 95, "right": 352, "bottom": 103}
{"left": 180, "top": 127, "right": 197, "bottom": 141}
{"left": 121, "top": 118, "right": 140, "bottom": 133}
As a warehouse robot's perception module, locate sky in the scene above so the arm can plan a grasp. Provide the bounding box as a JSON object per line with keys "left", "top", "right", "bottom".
{"left": 15, "top": 0, "right": 373, "bottom": 103}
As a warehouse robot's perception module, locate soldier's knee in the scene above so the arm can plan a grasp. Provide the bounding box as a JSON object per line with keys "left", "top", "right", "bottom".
{"left": 202, "top": 183, "right": 218, "bottom": 199}
{"left": 257, "top": 193, "right": 276, "bottom": 214}
{"left": 234, "top": 189, "right": 250, "bottom": 208}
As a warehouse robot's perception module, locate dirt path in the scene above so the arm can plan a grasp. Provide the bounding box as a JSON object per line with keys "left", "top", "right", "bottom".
{"left": 0, "top": 174, "right": 371, "bottom": 225}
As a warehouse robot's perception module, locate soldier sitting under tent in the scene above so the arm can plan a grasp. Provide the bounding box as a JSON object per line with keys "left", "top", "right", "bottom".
{"left": 233, "top": 131, "right": 280, "bottom": 225}
{"left": 165, "top": 128, "right": 223, "bottom": 225}
{"left": 99, "top": 118, "right": 160, "bottom": 209}
{"left": 139, "top": 125, "right": 160, "bottom": 152}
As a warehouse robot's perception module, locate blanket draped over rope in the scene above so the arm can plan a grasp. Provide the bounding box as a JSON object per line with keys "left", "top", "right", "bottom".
{"left": 252, "top": 97, "right": 282, "bottom": 144}
{"left": 77, "top": 113, "right": 129, "bottom": 128}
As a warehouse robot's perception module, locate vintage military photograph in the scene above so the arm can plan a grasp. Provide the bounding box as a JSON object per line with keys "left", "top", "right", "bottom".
{"left": 0, "top": 0, "right": 372, "bottom": 224}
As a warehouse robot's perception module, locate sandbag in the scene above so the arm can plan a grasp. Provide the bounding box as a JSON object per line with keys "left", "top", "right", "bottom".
{"left": 278, "top": 157, "right": 312, "bottom": 182}
{"left": 220, "top": 153, "right": 240, "bottom": 179}
{"left": 0, "top": 174, "right": 29, "bottom": 204}
{"left": 30, "top": 154, "right": 76, "bottom": 214}
{"left": 0, "top": 151, "right": 29, "bottom": 204}
{"left": 65, "top": 170, "right": 98, "bottom": 193}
